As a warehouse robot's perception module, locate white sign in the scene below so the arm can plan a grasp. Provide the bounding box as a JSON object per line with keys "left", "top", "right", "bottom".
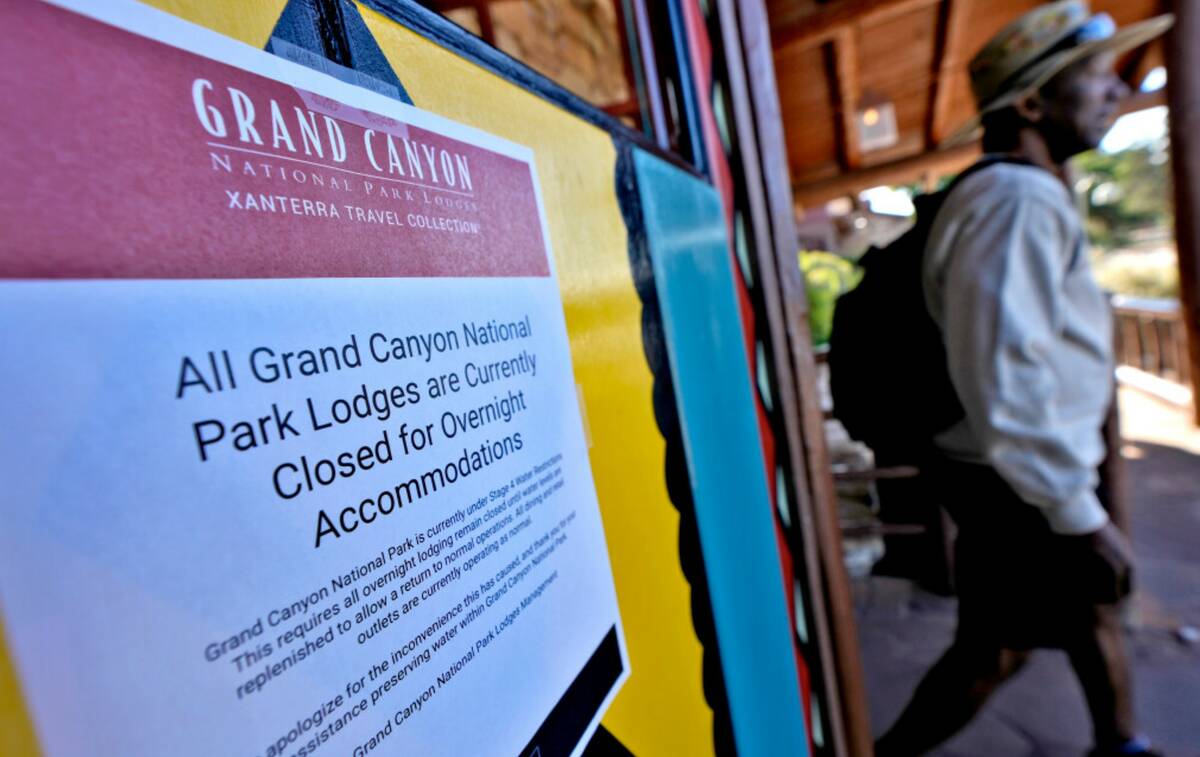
{"left": 0, "top": 2, "right": 627, "bottom": 756}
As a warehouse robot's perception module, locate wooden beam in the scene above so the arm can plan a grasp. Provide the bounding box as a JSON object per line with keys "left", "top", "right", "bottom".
{"left": 601, "top": 96, "right": 641, "bottom": 117}
{"left": 792, "top": 162, "right": 844, "bottom": 187}
{"left": 927, "top": 0, "right": 969, "bottom": 147}
{"left": 717, "top": 2, "right": 852, "bottom": 752}
{"left": 827, "top": 28, "right": 862, "bottom": 171}
{"left": 1118, "top": 88, "right": 1166, "bottom": 117}
{"left": 740, "top": 2, "right": 875, "bottom": 753}
{"left": 772, "top": 0, "right": 941, "bottom": 51}
{"left": 1165, "top": 0, "right": 1200, "bottom": 424}
{"left": 793, "top": 141, "right": 980, "bottom": 208}
{"left": 1121, "top": 37, "right": 1164, "bottom": 89}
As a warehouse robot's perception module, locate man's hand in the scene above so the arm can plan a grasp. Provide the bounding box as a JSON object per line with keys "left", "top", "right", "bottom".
{"left": 1071, "top": 521, "right": 1135, "bottom": 603}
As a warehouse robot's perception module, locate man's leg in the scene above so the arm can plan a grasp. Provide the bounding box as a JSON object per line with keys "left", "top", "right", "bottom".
{"left": 1065, "top": 607, "right": 1137, "bottom": 751}
{"left": 875, "top": 638, "right": 1029, "bottom": 756}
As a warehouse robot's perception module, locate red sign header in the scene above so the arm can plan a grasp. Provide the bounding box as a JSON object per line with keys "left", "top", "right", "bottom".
{"left": 0, "top": 2, "right": 550, "bottom": 280}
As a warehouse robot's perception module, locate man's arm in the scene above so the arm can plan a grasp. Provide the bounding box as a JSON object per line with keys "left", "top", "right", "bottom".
{"left": 938, "top": 188, "right": 1109, "bottom": 535}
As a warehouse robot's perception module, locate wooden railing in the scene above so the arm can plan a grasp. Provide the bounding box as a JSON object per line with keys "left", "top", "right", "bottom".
{"left": 1112, "top": 295, "right": 1190, "bottom": 385}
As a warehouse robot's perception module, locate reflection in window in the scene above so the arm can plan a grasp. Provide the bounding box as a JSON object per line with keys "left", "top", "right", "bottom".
{"left": 421, "top": 1, "right": 636, "bottom": 120}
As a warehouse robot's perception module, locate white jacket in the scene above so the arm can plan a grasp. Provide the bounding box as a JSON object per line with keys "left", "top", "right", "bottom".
{"left": 923, "top": 161, "right": 1113, "bottom": 535}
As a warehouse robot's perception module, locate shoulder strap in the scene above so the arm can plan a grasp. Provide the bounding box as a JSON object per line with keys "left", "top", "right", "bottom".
{"left": 856, "top": 156, "right": 1034, "bottom": 268}
{"left": 913, "top": 154, "right": 1032, "bottom": 232}
{"left": 942, "top": 155, "right": 1033, "bottom": 204}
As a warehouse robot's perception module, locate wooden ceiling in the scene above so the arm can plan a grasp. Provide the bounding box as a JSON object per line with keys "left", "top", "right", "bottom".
{"left": 767, "top": 0, "right": 1168, "bottom": 207}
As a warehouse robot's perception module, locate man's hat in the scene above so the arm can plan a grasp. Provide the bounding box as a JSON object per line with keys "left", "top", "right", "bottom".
{"left": 947, "top": 0, "right": 1173, "bottom": 144}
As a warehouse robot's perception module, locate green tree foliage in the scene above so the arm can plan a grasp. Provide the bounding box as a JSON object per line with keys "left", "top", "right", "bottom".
{"left": 1074, "top": 136, "right": 1173, "bottom": 249}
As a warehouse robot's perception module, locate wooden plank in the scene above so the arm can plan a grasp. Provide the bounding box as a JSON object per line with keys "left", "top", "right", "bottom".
{"left": 602, "top": 96, "right": 641, "bottom": 117}
{"left": 474, "top": 0, "right": 495, "bottom": 45}
{"left": 713, "top": 2, "right": 850, "bottom": 751}
{"left": 1178, "top": 319, "right": 1193, "bottom": 385}
{"left": 1118, "top": 88, "right": 1167, "bottom": 116}
{"left": 793, "top": 141, "right": 979, "bottom": 208}
{"left": 857, "top": 4, "right": 940, "bottom": 85}
{"left": 858, "top": 132, "right": 927, "bottom": 169}
{"left": 776, "top": 44, "right": 839, "bottom": 176}
{"left": 1159, "top": 321, "right": 1177, "bottom": 378}
{"left": 1165, "top": 0, "right": 1200, "bottom": 424}
{"left": 790, "top": 161, "right": 843, "bottom": 187}
{"left": 785, "top": 136, "right": 842, "bottom": 181}
{"left": 739, "top": 2, "right": 875, "bottom": 755}
{"left": 928, "top": 0, "right": 969, "bottom": 146}
{"left": 771, "top": 0, "right": 941, "bottom": 51}
{"left": 828, "top": 28, "right": 862, "bottom": 171}
{"left": 952, "top": 0, "right": 1041, "bottom": 62}
{"left": 628, "top": 0, "right": 670, "bottom": 148}
{"left": 1142, "top": 316, "right": 1162, "bottom": 372}
{"left": 609, "top": 0, "right": 642, "bottom": 128}
{"left": 1121, "top": 314, "right": 1143, "bottom": 368}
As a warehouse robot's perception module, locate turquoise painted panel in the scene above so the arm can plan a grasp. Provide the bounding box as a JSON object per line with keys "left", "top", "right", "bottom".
{"left": 632, "top": 147, "right": 809, "bottom": 756}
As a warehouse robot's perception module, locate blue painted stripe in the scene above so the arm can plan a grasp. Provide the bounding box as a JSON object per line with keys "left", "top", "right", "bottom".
{"left": 632, "top": 147, "right": 809, "bottom": 756}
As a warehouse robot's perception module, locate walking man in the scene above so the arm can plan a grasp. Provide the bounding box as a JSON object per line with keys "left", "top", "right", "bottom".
{"left": 875, "top": 3, "right": 1173, "bottom": 755}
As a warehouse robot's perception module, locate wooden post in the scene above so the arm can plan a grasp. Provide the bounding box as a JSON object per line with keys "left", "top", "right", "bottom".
{"left": 1177, "top": 317, "right": 1192, "bottom": 385}
{"left": 1166, "top": 0, "right": 1200, "bottom": 424}
{"left": 1120, "top": 314, "right": 1141, "bottom": 369}
{"left": 1103, "top": 300, "right": 1132, "bottom": 534}
{"left": 736, "top": 2, "right": 874, "bottom": 755}
{"left": 609, "top": 0, "right": 643, "bottom": 129}
{"left": 627, "top": 0, "right": 670, "bottom": 148}
{"left": 1142, "top": 316, "right": 1161, "bottom": 373}
{"left": 474, "top": 0, "right": 495, "bottom": 46}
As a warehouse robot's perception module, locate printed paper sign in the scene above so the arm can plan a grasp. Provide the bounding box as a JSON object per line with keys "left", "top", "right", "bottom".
{"left": 0, "top": 2, "right": 627, "bottom": 755}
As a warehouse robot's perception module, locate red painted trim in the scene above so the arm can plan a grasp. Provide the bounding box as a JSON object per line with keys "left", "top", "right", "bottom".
{"left": 677, "top": 0, "right": 815, "bottom": 748}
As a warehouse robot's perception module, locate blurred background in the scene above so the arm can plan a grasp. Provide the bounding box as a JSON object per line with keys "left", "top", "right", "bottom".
{"left": 416, "top": 2, "right": 1199, "bottom": 752}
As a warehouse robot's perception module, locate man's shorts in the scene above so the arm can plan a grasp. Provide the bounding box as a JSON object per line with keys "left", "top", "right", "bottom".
{"left": 932, "top": 458, "right": 1128, "bottom": 650}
